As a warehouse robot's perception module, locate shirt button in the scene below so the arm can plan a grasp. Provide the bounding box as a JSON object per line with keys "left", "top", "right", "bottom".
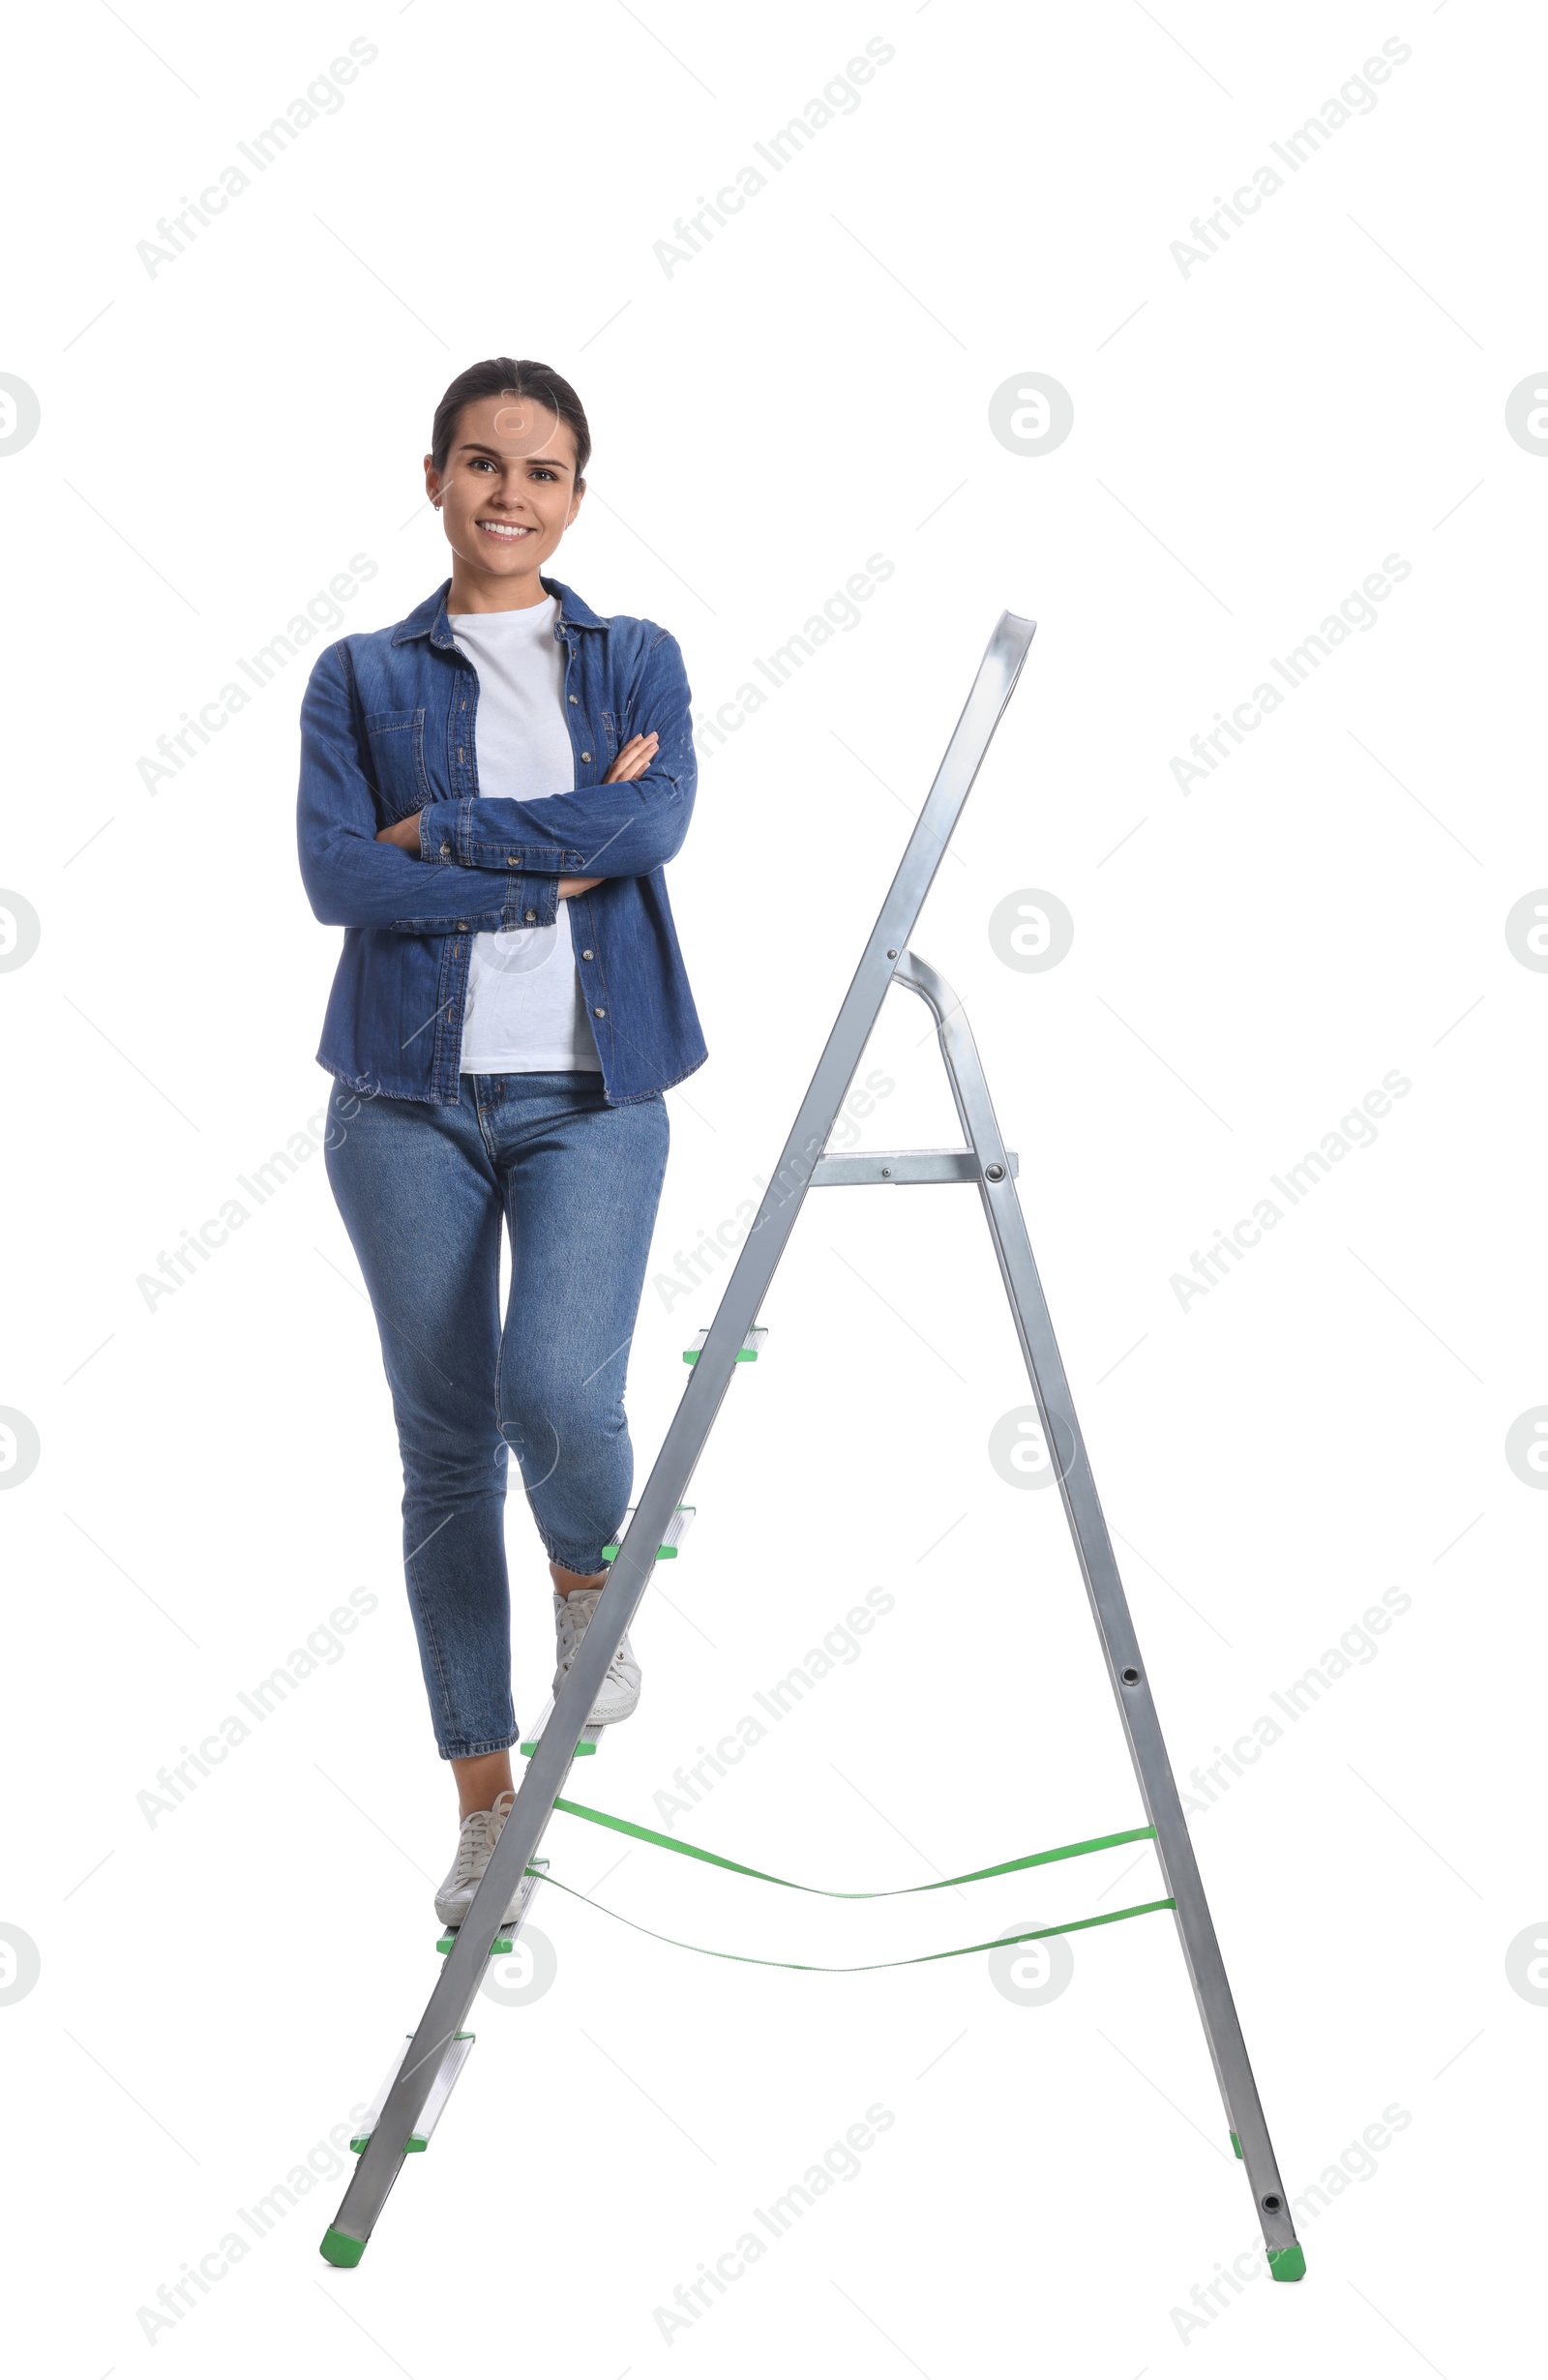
{"left": 506, "top": 854, "right": 518, "bottom": 866}
{"left": 580, "top": 751, "right": 592, "bottom": 762}
{"left": 580, "top": 948, "right": 593, "bottom": 961}
{"left": 568, "top": 694, "right": 579, "bottom": 703}
{"left": 440, "top": 844, "right": 451, "bottom": 856}
{"left": 593, "top": 1006, "right": 606, "bottom": 1018}
{"left": 525, "top": 910, "right": 537, "bottom": 923}
{"left": 457, "top": 921, "right": 468, "bottom": 931}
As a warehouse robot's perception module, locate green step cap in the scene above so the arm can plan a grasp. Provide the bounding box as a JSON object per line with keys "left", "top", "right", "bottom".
{"left": 1267, "top": 2242, "right": 1306, "bottom": 2283}
{"left": 319, "top": 2226, "right": 366, "bottom": 2268}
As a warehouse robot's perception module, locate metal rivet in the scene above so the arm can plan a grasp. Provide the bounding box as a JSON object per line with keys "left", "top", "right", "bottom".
{"left": 1262, "top": 2195, "right": 1281, "bottom": 2212}
{"left": 880, "top": 1166, "right": 892, "bottom": 1178}
{"left": 1120, "top": 1666, "right": 1140, "bottom": 1684}
{"left": 886, "top": 948, "right": 898, "bottom": 959}
{"left": 985, "top": 1163, "right": 1005, "bottom": 1182}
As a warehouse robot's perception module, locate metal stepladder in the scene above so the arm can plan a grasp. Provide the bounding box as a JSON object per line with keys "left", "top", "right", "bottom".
{"left": 321, "top": 610, "right": 1304, "bottom": 2282}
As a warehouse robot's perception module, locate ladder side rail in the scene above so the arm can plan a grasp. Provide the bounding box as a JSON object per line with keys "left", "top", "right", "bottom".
{"left": 897, "top": 951, "right": 1298, "bottom": 2265}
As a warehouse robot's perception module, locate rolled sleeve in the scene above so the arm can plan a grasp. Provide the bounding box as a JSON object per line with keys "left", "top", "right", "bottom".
{"left": 499, "top": 872, "right": 560, "bottom": 931}
{"left": 418, "top": 801, "right": 462, "bottom": 864}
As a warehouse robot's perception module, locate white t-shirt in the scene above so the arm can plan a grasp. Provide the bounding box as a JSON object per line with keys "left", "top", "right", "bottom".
{"left": 448, "top": 598, "right": 601, "bottom": 1074}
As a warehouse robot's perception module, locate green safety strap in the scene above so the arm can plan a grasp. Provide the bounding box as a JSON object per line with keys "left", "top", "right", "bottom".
{"left": 525, "top": 1870, "right": 1177, "bottom": 1973}
{"left": 551, "top": 1796, "right": 1155, "bottom": 1899}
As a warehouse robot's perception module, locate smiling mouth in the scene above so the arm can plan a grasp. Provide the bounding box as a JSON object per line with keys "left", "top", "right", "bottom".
{"left": 476, "top": 520, "right": 535, "bottom": 542}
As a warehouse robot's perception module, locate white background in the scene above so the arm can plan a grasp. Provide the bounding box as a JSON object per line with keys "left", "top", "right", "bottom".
{"left": 2, "top": 2, "right": 1542, "bottom": 2371}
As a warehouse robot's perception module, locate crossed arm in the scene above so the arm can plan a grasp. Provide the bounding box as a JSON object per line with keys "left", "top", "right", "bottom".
{"left": 296, "top": 629, "right": 693, "bottom": 936}
{"left": 374, "top": 730, "right": 661, "bottom": 899}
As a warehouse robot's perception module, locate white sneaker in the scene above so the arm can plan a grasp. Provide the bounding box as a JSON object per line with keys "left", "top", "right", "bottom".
{"left": 434, "top": 1787, "right": 521, "bottom": 1929}
{"left": 553, "top": 1585, "right": 641, "bottom": 1725}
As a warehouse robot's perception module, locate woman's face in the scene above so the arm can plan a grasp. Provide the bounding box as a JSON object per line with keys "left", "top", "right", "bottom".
{"left": 425, "top": 393, "right": 583, "bottom": 592}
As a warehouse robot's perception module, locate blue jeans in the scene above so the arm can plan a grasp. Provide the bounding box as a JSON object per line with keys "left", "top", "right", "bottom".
{"left": 322, "top": 1069, "right": 670, "bottom": 1759}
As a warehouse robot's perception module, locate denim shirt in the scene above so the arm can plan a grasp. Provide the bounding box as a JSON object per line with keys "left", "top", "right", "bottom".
{"left": 295, "top": 574, "right": 707, "bottom": 1106}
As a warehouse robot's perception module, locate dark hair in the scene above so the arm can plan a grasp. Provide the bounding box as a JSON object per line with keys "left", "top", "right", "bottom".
{"left": 431, "top": 357, "right": 591, "bottom": 488}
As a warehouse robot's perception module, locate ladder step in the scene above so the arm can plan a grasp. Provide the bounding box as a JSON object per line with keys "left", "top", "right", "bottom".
{"left": 437, "top": 1860, "right": 549, "bottom": 1953}
{"left": 351, "top": 2031, "right": 475, "bottom": 2155}
{"left": 520, "top": 1699, "right": 601, "bottom": 1759}
{"left": 683, "top": 1325, "right": 767, "bottom": 1364}
{"left": 520, "top": 1511, "right": 695, "bottom": 1761}
{"left": 809, "top": 1147, "right": 1018, "bottom": 1186}
{"left": 601, "top": 1503, "right": 696, "bottom": 1562}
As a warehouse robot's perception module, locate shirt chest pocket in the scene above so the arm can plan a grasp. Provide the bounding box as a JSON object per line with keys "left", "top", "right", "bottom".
{"left": 362, "top": 706, "right": 432, "bottom": 818}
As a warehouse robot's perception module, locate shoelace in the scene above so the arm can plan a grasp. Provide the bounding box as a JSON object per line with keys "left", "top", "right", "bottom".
{"left": 556, "top": 1592, "right": 633, "bottom": 1683}
{"left": 452, "top": 1790, "right": 517, "bottom": 1889}
{"left": 554, "top": 1599, "right": 582, "bottom": 1667}
{"left": 451, "top": 1808, "right": 494, "bottom": 1890}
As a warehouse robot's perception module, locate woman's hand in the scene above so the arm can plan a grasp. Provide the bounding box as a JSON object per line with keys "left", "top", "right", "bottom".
{"left": 375, "top": 813, "right": 421, "bottom": 852}
{"left": 604, "top": 731, "right": 658, "bottom": 785}
{"left": 555, "top": 733, "right": 657, "bottom": 896}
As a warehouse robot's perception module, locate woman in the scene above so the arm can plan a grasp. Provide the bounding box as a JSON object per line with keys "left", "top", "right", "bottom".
{"left": 295, "top": 356, "right": 706, "bottom": 1930}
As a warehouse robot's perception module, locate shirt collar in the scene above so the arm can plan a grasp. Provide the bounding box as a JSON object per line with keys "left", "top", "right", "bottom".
{"left": 391, "top": 575, "right": 609, "bottom": 647}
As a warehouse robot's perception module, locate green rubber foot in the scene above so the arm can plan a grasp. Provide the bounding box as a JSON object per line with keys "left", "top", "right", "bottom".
{"left": 436, "top": 1934, "right": 514, "bottom": 1955}
{"left": 1230, "top": 2129, "right": 1242, "bottom": 2158}
{"left": 319, "top": 2226, "right": 366, "bottom": 2268}
{"left": 520, "top": 1738, "right": 594, "bottom": 1756}
{"left": 1267, "top": 2243, "right": 1306, "bottom": 2283}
